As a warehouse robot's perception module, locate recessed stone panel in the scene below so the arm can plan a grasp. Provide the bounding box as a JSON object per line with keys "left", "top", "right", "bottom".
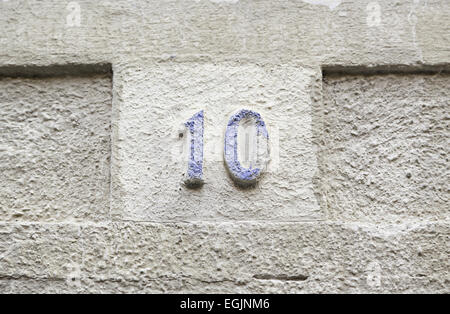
{"left": 319, "top": 73, "right": 449, "bottom": 223}
{"left": 0, "top": 75, "right": 112, "bottom": 222}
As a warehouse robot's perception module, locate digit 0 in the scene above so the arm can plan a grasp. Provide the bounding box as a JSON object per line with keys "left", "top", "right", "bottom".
{"left": 224, "top": 109, "right": 270, "bottom": 187}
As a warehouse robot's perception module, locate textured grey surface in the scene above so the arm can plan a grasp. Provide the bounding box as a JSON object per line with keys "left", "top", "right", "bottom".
{"left": 0, "top": 221, "right": 448, "bottom": 293}
{"left": 111, "top": 63, "right": 322, "bottom": 222}
{"left": 0, "top": 75, "right": 112, "bottom": 222}
{"left": 0, "top": 0, "right": 448, "bottom": 66}
{"left": 0, "top": 0, "right": 449, "bottom": 293}
{"left": 319, "top": 73, "right": 449, "bottom": 223}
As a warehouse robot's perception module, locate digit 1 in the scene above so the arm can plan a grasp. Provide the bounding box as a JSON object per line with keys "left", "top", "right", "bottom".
{"left": 224, "top": 109, "right": 270, "bottom": 187}
{"left": 183, "top": 110, "right": 204, "bottom": 187}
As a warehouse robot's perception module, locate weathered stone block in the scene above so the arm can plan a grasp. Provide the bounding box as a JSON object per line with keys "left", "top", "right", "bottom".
{"left": 0, "top": 221, "right": 448, "bottom": 293}
{"left": 0, "top": 75, "right": 112, "bottom": 222}
{"left": 318, "top": 73, "right": 449, "bottom": 223}
{"left": 111, "top": 63, "right": 322, "bottom": 222}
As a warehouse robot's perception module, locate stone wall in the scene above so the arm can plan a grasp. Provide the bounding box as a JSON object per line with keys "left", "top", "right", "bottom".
{"left": 0, "top": 0, "right": 448, "bottom": 293}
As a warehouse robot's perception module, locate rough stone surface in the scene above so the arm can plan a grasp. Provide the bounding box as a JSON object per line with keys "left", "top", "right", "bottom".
{"left": 0, "top": 0, "right": 449, "bottom": 293}
{"left": 318, "top": 73, "right": 449, "bottom": 224}
{"left": 0, "top": 221, "right": 448, "bottom": 293}
{"left": 0, "top": 0, "right": 448, "bottom": 66}
{"left": 0, "top": 76, "right": 112, "bottom": 223}
{"left": 111, "top": 62, "right": 321, "bottom": 222}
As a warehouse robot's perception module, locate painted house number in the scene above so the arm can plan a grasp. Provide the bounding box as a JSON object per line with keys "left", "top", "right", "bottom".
{"left": 183, "top": 109, "right": 270, "bottom": 187}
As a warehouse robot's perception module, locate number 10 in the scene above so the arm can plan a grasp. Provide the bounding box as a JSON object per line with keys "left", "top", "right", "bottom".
{"left": 183, "top": 109, "right": 270, "bottom": 187}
